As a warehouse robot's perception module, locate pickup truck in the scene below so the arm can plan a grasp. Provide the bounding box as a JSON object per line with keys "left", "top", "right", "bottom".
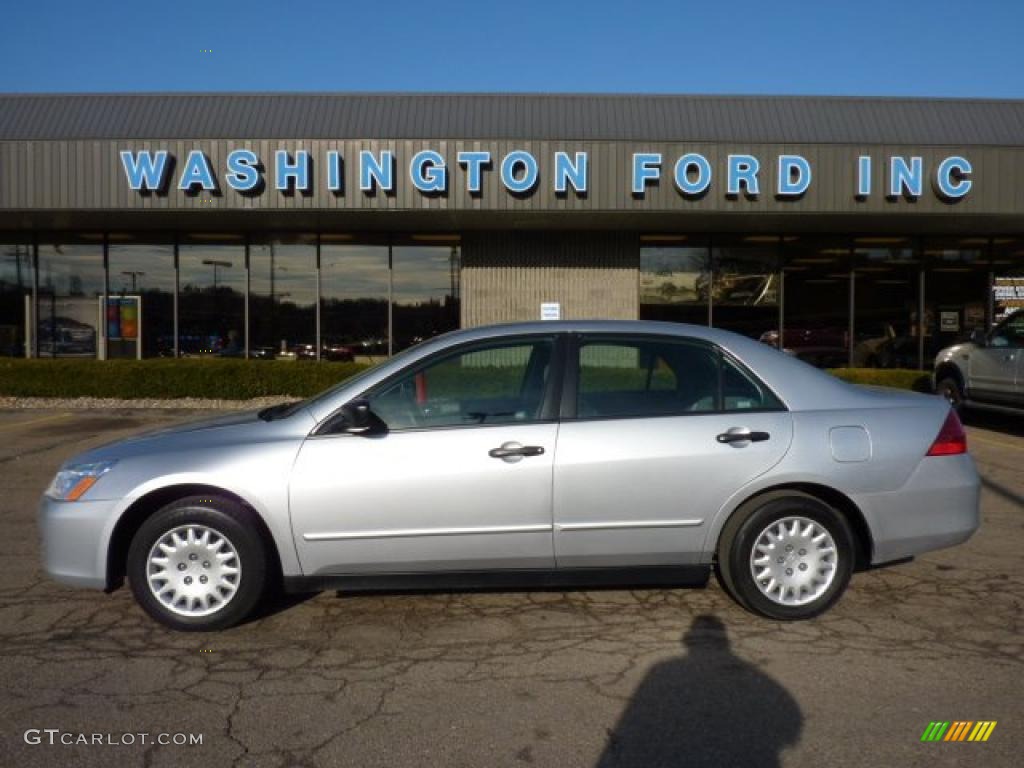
{"left": 934, "top": 310, "right": 1024, "bottom": 413}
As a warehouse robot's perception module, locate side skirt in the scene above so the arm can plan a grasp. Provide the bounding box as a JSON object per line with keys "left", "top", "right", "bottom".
{"left": 283, "top": 565, "right": 711, "bottom": 595}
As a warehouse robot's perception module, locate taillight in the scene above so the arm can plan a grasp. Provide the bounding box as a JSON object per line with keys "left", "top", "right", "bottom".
{"left": 926, "top": 409, "right": 967, "bottom": 456}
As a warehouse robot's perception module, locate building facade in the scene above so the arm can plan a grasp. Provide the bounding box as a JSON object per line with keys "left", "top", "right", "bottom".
{"left": 1, "top": 92, "right": 1023, "bottom": 366}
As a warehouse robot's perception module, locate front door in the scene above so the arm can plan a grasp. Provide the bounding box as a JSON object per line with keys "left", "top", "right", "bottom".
{"left": 289, "top": 335, "right": 561, "bottom": 575}
{"left": 553, "top": 335, "right": 793, "bottom": 567}
{"left": 969, "top": 313, "right": 1024, "bottom": 403}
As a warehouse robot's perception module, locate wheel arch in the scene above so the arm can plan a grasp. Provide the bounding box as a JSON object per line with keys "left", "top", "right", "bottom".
{"left": 106, "top": 484, "right": 283, "bottom": 592}
{"left": 712, "top": 482, "right": 874, "bottom": 571}
{"left": 934, "top": 361, "right": 965, "bottom": 391}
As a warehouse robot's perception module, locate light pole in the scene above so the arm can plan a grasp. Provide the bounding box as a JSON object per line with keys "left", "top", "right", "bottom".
{"left": 121, "top": 270, "right": 145, "bottom": 292}
{"left": 202, "top": 259, "right": 232, "bottom": 290}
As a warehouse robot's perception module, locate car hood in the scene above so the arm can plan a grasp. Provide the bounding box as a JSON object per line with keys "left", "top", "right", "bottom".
{"left": 62, "top": 408, "right": 316, "bottom": 467}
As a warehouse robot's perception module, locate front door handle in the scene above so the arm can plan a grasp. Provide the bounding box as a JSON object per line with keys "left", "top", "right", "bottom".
{"left": 489, "top": 442, "right": 545, "bottom": 460}
{"left": 716, "top": 430, "right": 771, "bottom": 445}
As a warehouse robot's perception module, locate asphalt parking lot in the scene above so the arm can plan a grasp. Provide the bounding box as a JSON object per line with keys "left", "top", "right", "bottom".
{"left": 0, "top": 408, "right": 1020, "bottom": 768}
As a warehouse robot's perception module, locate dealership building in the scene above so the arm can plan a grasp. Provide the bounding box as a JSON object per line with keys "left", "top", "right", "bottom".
{"left": 1, "top": 92, "right": 1023, "bottom": 366}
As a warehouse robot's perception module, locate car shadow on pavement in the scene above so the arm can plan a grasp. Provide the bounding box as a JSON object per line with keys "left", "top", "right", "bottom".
{"left": 962, "top": 409, "right": 1024, "bottom": 438}
{"left": 980, "top": 475, "right": 1024, "bottom": 510}
{"left": 595, "top": 614, "right": 802, "bottom": 768}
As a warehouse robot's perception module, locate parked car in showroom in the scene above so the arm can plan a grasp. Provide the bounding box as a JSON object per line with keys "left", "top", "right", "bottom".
{"left": 934, "top": 309, "right": 1024, "bottom": 413}
{"left": 39, "top": 321, "right": 979, "bottom": 631}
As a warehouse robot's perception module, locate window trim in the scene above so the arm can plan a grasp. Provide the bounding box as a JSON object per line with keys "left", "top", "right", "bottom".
{"left": 561, "top": 332, "right": 787, "bottom": 422}
{"left": 314, "top": 333, "right": 567, "bottom": 437}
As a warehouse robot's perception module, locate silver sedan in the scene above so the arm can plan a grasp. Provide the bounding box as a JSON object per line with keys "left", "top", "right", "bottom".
{"left": 38, "top": 321, "right": 980, "bottom": 630}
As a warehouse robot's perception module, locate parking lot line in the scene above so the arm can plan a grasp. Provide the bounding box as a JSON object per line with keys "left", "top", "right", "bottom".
{"left": 0, "top": 412, "right": 72, "bottom": 432}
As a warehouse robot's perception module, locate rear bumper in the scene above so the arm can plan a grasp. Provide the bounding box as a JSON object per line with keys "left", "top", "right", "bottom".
{"left": 854, "top": 454, "right": 980, "bottom": 565}
{"left": 38, "top": 496, "right": 117, "bottom": 590}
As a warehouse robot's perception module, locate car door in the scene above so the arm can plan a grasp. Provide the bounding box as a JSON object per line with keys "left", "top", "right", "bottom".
{"left": 553, "top": 334, "right": 793, "bottom": 568}
{"left": 969, "top": 313, "right": 1024, "bottom": 403}
{"left": 289, "top": 335, "right": 562, "bottom": 575}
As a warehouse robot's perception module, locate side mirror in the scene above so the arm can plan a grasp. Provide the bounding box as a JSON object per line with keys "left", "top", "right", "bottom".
{"left": 969, "top": 328, "right": 988, "bottom": 346}
{"left": 339, "top": 398, "right": 386, "bottom": 435}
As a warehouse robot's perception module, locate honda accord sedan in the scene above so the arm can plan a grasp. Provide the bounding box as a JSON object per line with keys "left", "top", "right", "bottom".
{"left": 39, "top": 321, "right": 980, "bottom": 631}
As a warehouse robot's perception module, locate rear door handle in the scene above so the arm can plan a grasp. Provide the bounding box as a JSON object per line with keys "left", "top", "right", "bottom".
{"left": 489, "top": 442, "right": 545, "bottom": 459}
{"left": 716, "top": 430, "right": 771, "bottom": 444}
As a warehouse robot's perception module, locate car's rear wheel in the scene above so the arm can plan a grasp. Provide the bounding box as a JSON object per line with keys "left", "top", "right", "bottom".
{"left": 127, "top": 496, "right": 267, "bottom": 631}
{"left": 936, "top": 376, "right": 965, "bottom": 413}
{"left": 717, "top": 492, "right": 854, "bottom": 620}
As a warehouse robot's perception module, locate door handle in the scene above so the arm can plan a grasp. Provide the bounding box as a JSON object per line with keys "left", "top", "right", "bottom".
{"left": 716, "top": 430, "right": 770, "bottom": 445}
{"left": 489, "top": 443, "right": 545, "bottom": 459}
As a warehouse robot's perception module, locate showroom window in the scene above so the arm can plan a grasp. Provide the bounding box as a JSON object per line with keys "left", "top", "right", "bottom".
{"left": 781, "top": 236, "right": 852, "bottom": 369}
{"left": 923, "top": 237, "right": 991, "bottom": 363}
{"left": 851, "top": 237, "right": 921, "bottom": 369}
{"left": 319, "top": 238, "right": 390, "bottom": 360}
{"left": 249, "top": 237, "right": 317, "bottom": 357}
{"left": 106, "top": 238, "right": 175, "bottom": 358}
{"left": 710, "top": 236, "right": 780, "bottom": 340}
{"left": 36, "top": 239, "right": 105, "bottom": 358}
{"left": 639, "top": 236, "right": 711, "bottom": 326}
{"left": 0, "top": 239, "right": 32, "bottom": 357}
{"left": 391, "top": 239, "right": 461, "bottom": 352}
{"left": 992, "top": 238, "right": 1024, "bottom": 324}
{"left": 177, "top": 238, "right": 246, "bottom": 356}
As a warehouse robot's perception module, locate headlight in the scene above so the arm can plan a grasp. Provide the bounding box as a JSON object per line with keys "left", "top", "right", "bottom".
{"left": 45, "top": 460, "right": 117, "bottom": 501}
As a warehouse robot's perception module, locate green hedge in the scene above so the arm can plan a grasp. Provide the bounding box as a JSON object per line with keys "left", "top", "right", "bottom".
{"left": 0, "top": 359, "right": 932, "bottom": 400}
{"left": 0, "top": 359, "right": 369, "bottom": 400}
{"left": 827, "top": 367, "right": 932, "bottom": 393}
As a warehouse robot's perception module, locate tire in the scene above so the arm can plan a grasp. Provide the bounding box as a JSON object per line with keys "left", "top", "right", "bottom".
{"left": 935, "top": 376, "right": 965, "bottom": 413}
{"left": 717, "top": 491, "right": 854, "bottom": 620}
{"left": 127, "top": 495, "right": 268, "bottom": 631}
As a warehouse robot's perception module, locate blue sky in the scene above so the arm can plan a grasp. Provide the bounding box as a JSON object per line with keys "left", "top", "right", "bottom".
{"left": 1, "top": 0, "right": 1021, "bottom": 97}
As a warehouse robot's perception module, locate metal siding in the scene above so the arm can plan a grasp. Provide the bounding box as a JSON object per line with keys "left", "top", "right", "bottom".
{"left": 2, "top": 92, "right": 1024, "bottom": 144}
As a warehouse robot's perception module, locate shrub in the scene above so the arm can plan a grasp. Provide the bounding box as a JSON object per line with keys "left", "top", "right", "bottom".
{"left": 827, "top": 367, "right": 932, "bottom": 393}
{"left": 0, "top": 359, "right": 369, "bottom": 400}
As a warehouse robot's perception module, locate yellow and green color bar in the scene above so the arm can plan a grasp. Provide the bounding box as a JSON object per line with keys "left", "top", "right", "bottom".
{"left": 921, "top": 721, "right": 997, "bottom": 742}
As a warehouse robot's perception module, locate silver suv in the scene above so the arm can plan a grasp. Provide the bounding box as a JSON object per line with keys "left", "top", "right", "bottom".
{"left": 934, "top": 310, "right": 1024, "bottom": 413}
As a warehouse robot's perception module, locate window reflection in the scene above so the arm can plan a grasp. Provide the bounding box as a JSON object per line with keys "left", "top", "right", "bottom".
{"left": 392, "top": 244, "right": 460, "bottom": 351}
{"left": 37, "top": 241, "right": 105, "bottom": 357}
{"left": 852, "top": 237, "right": 920, "bottom": 369}
{"left": 639, "top": 238, "right": 711, "bottom": 325}
{"left": 107, "top": 241, "right": 175, "bottom": 358}
{"left": 178, "top": 241, "right": 245, "bottom": 356}
{"left": 320, "top": 241, "right": 390, "bottom": 360}
{"left": 711, "top": 237, "right": 779, "bottom": 340}
{"left": 0, "top": 241, "right": 31, "bottom": 357}
{"left": 781, "top": 237, "right": 850, "bottom": 368}
{"left": 924, "top": 237, "right": 990, "bottom": 360}
{"left": 249, "top": 239, "right": 317, "bottom": 358}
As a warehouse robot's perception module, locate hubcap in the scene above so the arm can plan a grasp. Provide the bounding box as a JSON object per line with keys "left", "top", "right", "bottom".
{"left": 146, "top": 524, "right": 241, "bottom": 617}
{"left": 749, "top": 516, "right": 837, "bottom": 606}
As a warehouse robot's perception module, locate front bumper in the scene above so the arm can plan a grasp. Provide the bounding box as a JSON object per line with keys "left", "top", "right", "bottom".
{"left": 38, "top": 495, "right": 119, "bottom": 590}
{"left": 854, "top": 453, "right": 981, "bottom": 565}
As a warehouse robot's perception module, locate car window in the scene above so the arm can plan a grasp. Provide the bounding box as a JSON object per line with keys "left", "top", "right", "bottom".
{"left": 722, "top": 356, "right": 784, "bottom": 411}
{"left": 577, "top": 339, "right": 719, "bottom": 418}
{"left": 991, "top": 312, "right": 1024, "bottom": 348}
{"left": 368, "top": 338, "right": 554, "bottom": 430}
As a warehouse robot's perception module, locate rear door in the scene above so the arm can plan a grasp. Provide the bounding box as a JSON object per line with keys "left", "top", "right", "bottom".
{"left": 969, "top": 313, "right": 1024, "bottom": 404}
{"left": 553, "top": 334, "right": 793, "bottom": 567}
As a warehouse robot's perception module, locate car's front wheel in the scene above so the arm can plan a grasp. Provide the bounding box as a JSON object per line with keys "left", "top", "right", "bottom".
{"left": 717, "top": 492, "right": 854, "bottom": 620}
{"left": 127, "top": 496, "right": 268, "bottom": 631}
